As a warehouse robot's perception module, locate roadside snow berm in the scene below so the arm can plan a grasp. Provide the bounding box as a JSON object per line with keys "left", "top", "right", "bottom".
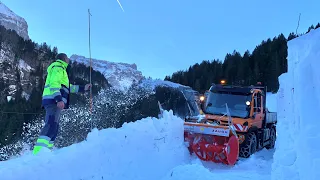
{"left": 184, "top": 81, "right": 277, "bottom": 165}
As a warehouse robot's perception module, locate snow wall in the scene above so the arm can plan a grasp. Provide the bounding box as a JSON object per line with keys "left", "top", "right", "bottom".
{"left": 272, "top": 28, "right": 320, "bottom": 180}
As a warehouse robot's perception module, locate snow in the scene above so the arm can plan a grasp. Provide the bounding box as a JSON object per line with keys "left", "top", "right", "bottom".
{"left": 139, "top": 78, "right": 189, "bottom": 90}
{"left": 8, "top": 84, "right": 16, "bottom": 94}
{"left": 161, "top": 147, "right": 273, "bottom": 180}
{"left": 21, "top": 91, "right": 30, "bottom": 100}
{"left": 18, "top": 59, "right": 33, "bottom": 80}
{"left": 0, "top": 2, "right": 19, "bottom": 19}
{"left": 18, "top": 59, "right": 33, "bottom": 72}
{"left": 69, "top": 55, "right": 191, "bottom": 92}
{"left": 0, "top": 46, "right": 14, "bottom": 64}
{"left": 0, "top": 2, "right": 25, "bottom": 26}
{"left": 0, "top": 111, "right": 190, "bottom": 180}
{"left": 0, "top": 100, "right": 277, "bottom": 180}
{"left": 272, "top": 28, "right": 320, "bottom": 180}
{"left": 6, "top": 95, "right": 12, "bottom": 102}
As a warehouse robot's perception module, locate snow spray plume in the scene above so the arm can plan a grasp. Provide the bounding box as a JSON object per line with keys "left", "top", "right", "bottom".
{"left": 0, "top": 85, "right": 154, "bottom": 161}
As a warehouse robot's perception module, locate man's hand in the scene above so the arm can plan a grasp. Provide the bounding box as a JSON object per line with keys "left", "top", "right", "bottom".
{"left": 57, "top": 101, "right": 65, "bottom": 109}
{"left": 85, "top": 84, "right": 92, "bottom": 91}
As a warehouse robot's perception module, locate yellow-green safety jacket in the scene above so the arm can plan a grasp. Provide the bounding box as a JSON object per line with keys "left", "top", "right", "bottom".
{"left": 42, "top": 59, "right": 85, "bottom": 109}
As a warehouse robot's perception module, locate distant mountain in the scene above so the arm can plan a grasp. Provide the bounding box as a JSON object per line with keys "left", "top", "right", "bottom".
{"left": 0, "top": 2, "right": 29, "bottom": 40}
{"left": 70, "top": 55, "right": 144, "bottom": 91}
{"left": 70, "top": 54, "right": 195, "bottom": 93}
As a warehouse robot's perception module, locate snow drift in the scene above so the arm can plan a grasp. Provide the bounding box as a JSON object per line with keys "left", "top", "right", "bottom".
{"left": 272, "top": 29, "right": 320, "bottom": 180}
{"left": 0, "top": 93, "right": 277, "bottom": 180}
{"left": 0, "top": 111, "right": 190, "bottom": 180}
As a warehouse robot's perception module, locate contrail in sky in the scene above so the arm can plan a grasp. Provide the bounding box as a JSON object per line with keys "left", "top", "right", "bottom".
{"left": 116, "top": 0, "right": 125, "bottom": 12}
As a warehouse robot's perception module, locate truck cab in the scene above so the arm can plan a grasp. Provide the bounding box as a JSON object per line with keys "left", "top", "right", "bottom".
{"left": 196, "top": 82, "right": 277, "bottom": 158}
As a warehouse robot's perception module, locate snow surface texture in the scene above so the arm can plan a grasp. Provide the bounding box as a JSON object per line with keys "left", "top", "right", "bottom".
{"left": 0, "top": 111, "right": 190, "bottom": 180}
{"left": 0, "top": 93, "right": 277, "bottom": 180}
{"left": 0, "top": 110, "right": 275, "bottom": 180}
{"left": 69, "top": 54, "right": 144, "bottom": 91}
{"left": 272, "top": 28, "right": 320, "bottom": 180}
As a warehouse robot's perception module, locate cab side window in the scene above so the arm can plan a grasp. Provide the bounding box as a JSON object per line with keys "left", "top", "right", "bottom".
{"left": 257, "top": 93, "right": 261, "bottom": 112}
{"left": 253, "top": 92, "right": 261, "bottom": 113}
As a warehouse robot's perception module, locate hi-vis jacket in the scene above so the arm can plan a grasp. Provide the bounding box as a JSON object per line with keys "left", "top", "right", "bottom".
{"left": 42, "top": 59, "right": 85, "bottom": 109}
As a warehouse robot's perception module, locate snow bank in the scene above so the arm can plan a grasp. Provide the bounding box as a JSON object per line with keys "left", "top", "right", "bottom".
{"left": 0, "top": 108, "right": 276, "bottom": 180}
{"left": 0, "top": 111, "right": 190, "bottom": 180}
{"left": 162, "top": 148, "right": 273, "bottom": 180}
{"left": 0, "top": 85, "right": 278, "bottom": 180}
{"left": 272, "top": 29, "right": 320, "bottom": 180}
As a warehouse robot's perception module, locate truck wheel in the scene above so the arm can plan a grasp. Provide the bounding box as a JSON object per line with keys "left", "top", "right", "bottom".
{"left": 239, "top": 132, "right": 257, "bottom": 158}
{"left": 266, "top": 127, "right": 276, "bottom": 149}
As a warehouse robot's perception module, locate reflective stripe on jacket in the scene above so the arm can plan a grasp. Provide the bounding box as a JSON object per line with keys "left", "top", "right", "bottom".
{"left": 42, "top": 59, "right": 84, "bottom": 108}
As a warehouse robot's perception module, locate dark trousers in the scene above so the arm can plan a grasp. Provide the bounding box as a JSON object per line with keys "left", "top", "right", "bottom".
{"left": 40, "top": 104, "right": 62, "bottom": 143}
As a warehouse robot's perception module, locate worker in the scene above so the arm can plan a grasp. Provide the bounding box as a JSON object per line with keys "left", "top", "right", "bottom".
{"left": 32, "top": 53, "right": 91, "bottom": 155}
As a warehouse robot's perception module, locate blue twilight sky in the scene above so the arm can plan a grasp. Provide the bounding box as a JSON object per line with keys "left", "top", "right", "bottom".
{"left": 1, "top": 0, "right": 320, "bottom": 79}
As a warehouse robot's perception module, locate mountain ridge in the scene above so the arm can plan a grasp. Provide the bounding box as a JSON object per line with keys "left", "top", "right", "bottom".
{"left": 0, "top": 2, "right": 29, "bottom": 40}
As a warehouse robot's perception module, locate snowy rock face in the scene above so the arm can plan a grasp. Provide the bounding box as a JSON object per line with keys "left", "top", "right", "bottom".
{"left": 0, "top": 2, "right": 29, "bottom": 40}
{"left": 70, "top": 54, "right": 144, "bottom": 91}
{"left": 272, "top": 29, "right": 320, "bottom": 180}
{"left": 0, "top": 50, "right": 34, "bottom": 101}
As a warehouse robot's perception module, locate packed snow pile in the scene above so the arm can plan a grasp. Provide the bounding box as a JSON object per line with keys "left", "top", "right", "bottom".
{"left": 0, "top": 111, "right": 190, "bottom": 180}
{"left": 0, "top": 95, "right": 277, "bottom": 180}
{"left": 161, "top": 147, "right": 274, "bottom": 180}
{"left": 70, "top": 54, "right": 144, "bottom": 91}
{"left": 272, "top": 28, "right": 320, "bottom": 180}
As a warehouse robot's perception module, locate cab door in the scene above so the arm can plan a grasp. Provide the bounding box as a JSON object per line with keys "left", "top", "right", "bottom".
{"left": 252, "top": 91, "right": 263, "bottom": 128}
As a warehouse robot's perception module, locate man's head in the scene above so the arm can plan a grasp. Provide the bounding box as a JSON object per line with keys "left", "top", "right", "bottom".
{"left": 56, "top": 53, "right": 70, "bottom": 64}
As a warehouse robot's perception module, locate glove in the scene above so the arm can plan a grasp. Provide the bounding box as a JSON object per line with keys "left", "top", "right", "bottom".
{"left": 57, "top": 101, "right": 65, "bottom": 109}
{"left": 85, "top": 84, "right": 92, "bottom": 91}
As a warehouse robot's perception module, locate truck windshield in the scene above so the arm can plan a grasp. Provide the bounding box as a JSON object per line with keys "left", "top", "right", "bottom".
{"left": 204, "top": 92, "right": 252, "bottom": 118}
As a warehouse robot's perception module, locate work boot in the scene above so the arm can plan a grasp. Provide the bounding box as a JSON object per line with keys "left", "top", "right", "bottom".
{"left": 32, "top": 135, "right": 53, "bottom": 155}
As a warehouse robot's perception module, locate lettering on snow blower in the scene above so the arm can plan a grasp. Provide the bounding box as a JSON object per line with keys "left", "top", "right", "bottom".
{"left": 184, "top": 123, "right": 230, "bottom": 137}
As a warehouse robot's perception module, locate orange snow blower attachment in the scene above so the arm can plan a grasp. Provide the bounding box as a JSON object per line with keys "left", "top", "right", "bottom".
{"left": 184, "top": 104, "right": 239, "bottom": 165}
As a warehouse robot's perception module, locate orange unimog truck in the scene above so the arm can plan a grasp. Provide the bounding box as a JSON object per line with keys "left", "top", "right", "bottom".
{"left": 184, "top": 81, "right": 277, "bottom": 165}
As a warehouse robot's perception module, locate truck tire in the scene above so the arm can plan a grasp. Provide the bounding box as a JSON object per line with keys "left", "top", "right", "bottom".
{"left": 239, "top": 132, "right": 257, "bottom": 158}
{"left": 266, "top": 127, "right": 276, "bottom": 149}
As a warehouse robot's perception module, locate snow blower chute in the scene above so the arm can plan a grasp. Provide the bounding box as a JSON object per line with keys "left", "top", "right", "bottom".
{"left": 184, "top": 104, "right": 239, "bottom": 165}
